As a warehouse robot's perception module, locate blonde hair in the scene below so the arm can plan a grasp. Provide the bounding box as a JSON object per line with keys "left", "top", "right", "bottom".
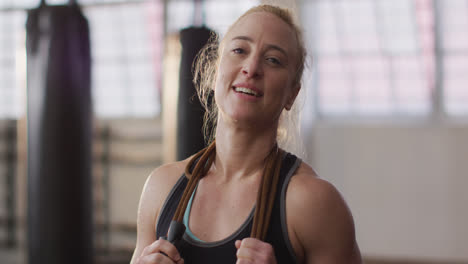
{"left": 193, "top": 4, "right": 307, "bottom": 151}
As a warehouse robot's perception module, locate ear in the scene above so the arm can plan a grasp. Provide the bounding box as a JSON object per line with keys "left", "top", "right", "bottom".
{"left": 284, "top": 84, "right": 301, "bottom": 111}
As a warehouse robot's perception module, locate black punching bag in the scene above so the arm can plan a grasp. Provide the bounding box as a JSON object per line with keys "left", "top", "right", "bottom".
{"left": 26, "top": 2, "right": 93, "bottom": 264}
{"left": 176, "top": 27, "right": 214, "bottom": 160}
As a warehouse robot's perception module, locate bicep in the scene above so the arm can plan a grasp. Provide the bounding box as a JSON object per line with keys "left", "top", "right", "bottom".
{"left": 131, "top": 173, "right": 159, "bottom": 263}
{"left": 287, "top": 175, "right": 361, "bottom": 264}
{"left": 130, "top": 163, "right": 187, "bottom": 264}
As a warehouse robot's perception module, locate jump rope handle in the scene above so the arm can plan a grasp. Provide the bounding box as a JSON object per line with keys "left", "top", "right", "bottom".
{"left": 160, "top": 221, "right": 186, "bottom": 256}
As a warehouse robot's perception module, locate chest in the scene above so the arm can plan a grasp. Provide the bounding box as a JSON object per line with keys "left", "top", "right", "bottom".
{"left": 188, "top": 178, "right": 259, "bottom": 242}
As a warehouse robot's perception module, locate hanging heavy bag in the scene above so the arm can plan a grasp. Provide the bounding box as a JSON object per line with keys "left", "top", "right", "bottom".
{"left": 176, "top": 26, "right": 214, "bottom": 161}
{"left": 26, "top": 1, "right": 93, "bottom": 263}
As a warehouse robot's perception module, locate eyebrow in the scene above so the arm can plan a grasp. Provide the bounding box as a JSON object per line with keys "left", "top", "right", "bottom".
{"left": 231, "top": 35, "right": 288, "bottom": 57}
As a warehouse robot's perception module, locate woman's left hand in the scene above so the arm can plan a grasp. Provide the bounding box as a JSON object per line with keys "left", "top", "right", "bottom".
{"left": 235, "top": 238, "right": 278, "bottom": 264}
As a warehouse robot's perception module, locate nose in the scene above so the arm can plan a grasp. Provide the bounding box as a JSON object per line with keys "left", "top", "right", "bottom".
{"left": 242, "top": 55, "right": 263, "bottom": 79}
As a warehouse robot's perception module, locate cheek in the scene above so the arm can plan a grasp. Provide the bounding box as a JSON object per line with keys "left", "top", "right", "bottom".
{"left": 214, "top": 60, "right": 233, "bottom": 91}
{"left": 214, "top": 72, "right": 226, "bottom": 94}
{"left": 213, "top": 74, "right": 220, "bottom": 92}
{"left": 214, "top": 73, "right": 227, "bottom": 105}
{"left": 272, "top": 75, "right": 293, "bottom": 95}
{"left": 273, "top": 79, "right": 296, "bottom": 107}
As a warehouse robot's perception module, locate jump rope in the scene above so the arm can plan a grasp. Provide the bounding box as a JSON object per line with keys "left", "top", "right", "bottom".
{"left": 164, "top": 140, "right": 285, "bottom": 248}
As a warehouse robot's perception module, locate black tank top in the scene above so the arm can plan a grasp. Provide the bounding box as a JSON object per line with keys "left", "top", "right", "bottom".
{"left": 156, "top": 152, "right": 301, "bottom": 264}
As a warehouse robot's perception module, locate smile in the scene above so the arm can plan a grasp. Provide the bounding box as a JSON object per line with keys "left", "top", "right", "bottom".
{"left": 233, "top": 86, "right": 261, "bottom": 97}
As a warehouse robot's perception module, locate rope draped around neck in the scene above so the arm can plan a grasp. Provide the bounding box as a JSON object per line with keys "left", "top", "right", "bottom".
{"left": 172, "top": 140, "right": 284, "bottom": 241}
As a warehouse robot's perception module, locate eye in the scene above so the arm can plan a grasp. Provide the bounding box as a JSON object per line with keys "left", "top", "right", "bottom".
{"left": 266, "top": 57, "right": 282, "bottom": 66}
{"left": 232, "top": 48, "right": 245, "bottom": 54}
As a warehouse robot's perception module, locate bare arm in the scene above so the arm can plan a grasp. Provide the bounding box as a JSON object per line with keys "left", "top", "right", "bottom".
{"left": 287, "top": 165, "right": 362, "bottom": 264}
{"left": 130, "top": 162, "right": 187, "bottom": 264}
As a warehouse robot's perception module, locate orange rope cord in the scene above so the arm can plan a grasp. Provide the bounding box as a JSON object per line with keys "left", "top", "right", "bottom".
{"left": 174, "top": 140, "right": 284, "bottom": 241}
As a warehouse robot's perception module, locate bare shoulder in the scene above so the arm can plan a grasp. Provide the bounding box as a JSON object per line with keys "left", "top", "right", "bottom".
{"left": 138, "top": 157, "right": 193, "bottom": 226}
{"left": 288, "top": 162, "right": 343, "bottom": 212}
{"left": 130, "top": 158, "right": 191, "bottom": 263}
{"left": 144, "top": 159, "right": 190, "bottom": 199}
{"left": 286, "top": 162, "right": 362, "bottom": 263}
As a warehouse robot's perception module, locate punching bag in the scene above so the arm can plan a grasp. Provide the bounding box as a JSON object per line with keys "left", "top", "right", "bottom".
{"left": 26, "top": 2, "right": 93, "bottom": 264}
{"left": 176, "top": 27, "right": 214, "bottom": 160}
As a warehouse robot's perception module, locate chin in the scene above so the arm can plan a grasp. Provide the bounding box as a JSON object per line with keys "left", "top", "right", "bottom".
{"left": 232, "top": 114, "right": 274, "bottom": 129}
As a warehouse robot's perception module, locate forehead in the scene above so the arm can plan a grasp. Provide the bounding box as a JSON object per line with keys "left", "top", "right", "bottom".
{"left": 225, "top": 11, "right": 298, "bottom": 54}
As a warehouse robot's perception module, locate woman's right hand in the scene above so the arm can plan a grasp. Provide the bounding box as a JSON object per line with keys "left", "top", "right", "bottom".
{"left": 136, "top": 238, "right": 184, "bottom": 264}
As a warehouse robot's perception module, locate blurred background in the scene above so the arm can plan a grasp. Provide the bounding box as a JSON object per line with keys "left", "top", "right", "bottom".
{"left": 0, "top": 0, "right": 467, "bottom": 263}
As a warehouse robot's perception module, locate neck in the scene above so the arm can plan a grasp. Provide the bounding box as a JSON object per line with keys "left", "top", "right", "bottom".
{"left": 212, "top": 119, "right": 278, "bottom": 182}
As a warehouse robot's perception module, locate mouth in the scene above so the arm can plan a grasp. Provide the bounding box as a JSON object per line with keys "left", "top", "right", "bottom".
{"left": 232, "top": 86, "right": 262, "bottom": 97}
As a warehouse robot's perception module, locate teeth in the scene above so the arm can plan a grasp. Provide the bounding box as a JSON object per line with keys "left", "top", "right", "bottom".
{"left": 234, "top": 87, "right": 258, "bottom": 96}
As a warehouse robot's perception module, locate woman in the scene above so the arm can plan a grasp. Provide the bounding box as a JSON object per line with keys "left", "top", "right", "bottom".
{"left": 132, "top": 4, "right": 361, "bottom": 264}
